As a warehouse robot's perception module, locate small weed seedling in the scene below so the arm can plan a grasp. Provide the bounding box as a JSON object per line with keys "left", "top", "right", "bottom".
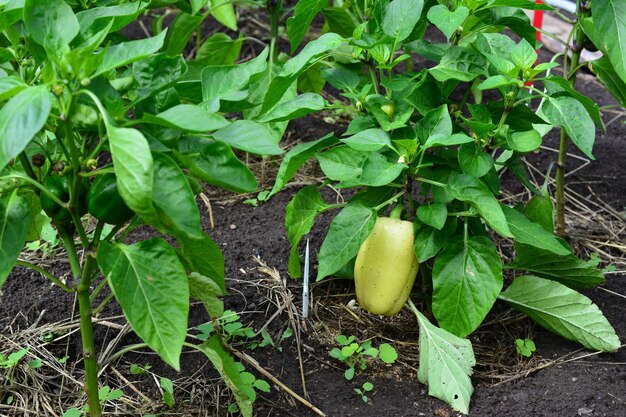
{"left": 515, "top": 338, "right": 537, "bottom": 358}
{"left": 160, "top": 377, "right": 175, "bottom": 408}
{"left": 195, "top": 310, "right": 278, "bottom": 350}
{"left": 354, "top": 382, "right": 374, "bottom": 403}
{"left": 329, "top": 335, "right": 398, "bottom": 380}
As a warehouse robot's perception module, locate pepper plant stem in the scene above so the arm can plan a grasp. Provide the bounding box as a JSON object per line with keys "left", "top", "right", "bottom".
{"left": 555, "top": 0, "right": 586, "bottom": 237}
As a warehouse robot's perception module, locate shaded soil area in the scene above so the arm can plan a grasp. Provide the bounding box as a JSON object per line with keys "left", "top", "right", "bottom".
{"left": 2, "top": 12, "right": 626, "bottom": 417}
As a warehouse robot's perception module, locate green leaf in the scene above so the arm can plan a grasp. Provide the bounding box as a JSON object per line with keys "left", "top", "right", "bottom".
{"left": 416, "top": 104, "right": 452, "bottom": 144}
{"left": 95, "top": 31, "right": 167, "bottom": 77}
{"left": 196, "top": 33, "right": 243, "bottom": 66}
{"left": 76, "top": 2, "right": 149, "bottom": 37}
{"left": 447, "top": 172, "right": 512, "bottom": 237}
{"left": 286, "top": 0, "right": 329, "bottom": 52}
{"left": 322, "top": 67, "right": 360, "bottom": 91}
{"left": 510, "top": 38, "right": 537, "bottom": 69}
{"left": 433, "top": 236, "right": 503, "bottom": 337}
{"left": 190, "top": 0, "right": 209, "bottom": 14}
{"left": 541, "top": 96, "right": 595, "bottom": 160}
{"left": 382, "top": 0, "right": 425, "bottom": 43}
{"left": 458, "top": 143, "right": 494, "bottom": 178}
{"left": 478, "top": 75, "right": 516, "bottom": 90}
{"left": 507, "top": 244, "right": 605, "bottom": 289}
{"left": 483, "top": 0, "right": 553, "bottom": 9}
{"left": 429, "top": 46, "right": 486, "bottom": 82}
{"left": 106, "top": 125, "right": 155, "bottom": 221}
{"left": 24, "top": 0, "right": 79, "bottom": 48}
{"left": 164, "top": 12, "right": 203, "bottom": 56}
{"left": 142, "top": 104, "right": 229, "bottom": 132}
{"left": 179, "top": 232, "right": 225, "bottom": 293}
{"left": 506, "top": 129, "right": 541, "bottom": 153}
{"left": 0, "top": 86, "right": 52, "bottom": 171}
{"left": 318, "top": 148, "right": 405, "bottom": 187}
{"left": 257, "top": 93, "right": 326, "bottom": 123}
{"left": 542, "top": 76, "right": 603, "bottom": 129}
{"left": 427, "top": 5, "right": 469, "bottom": 40}
{"left": 268, "top": 133, "right": 337, "bottom": 198}
{"left": 590, "top": 56, "right": 626, "bottom": 108}
{"left": 501, "top": 205, "right": 570, "bottom": 256}
{"left": 591, "top": 0, "right": 626, "bottom": 84}
{"left": 0, "top": 76, "right": 27, "bottom": 102}
{"left": 212, "top": 120, "right": 283, "bottom": 155}
{"left": 188, "top": 272, "right": 224, "bottom": 318}
{"left": 378, "top": 343, "right": 398, "bottom": 364}
{"left": 285, "top": 186, "right": 329, "bottom": 278}
{"left": 176, "top": 140, "right": 257, "bottom": 193}
{"left": 499, "top": 275, "right": 620, "bottom": 352}
{"left": 209, "top": 0, "right": 237, "bottom": 31}
{"left": 0, "top": 190, "right": 30, "bottom": 288}
{"left": 322, "top": 7, "right": 357, "bottom": 38}
{"left": 317, "top": 203, "right": 376, "bottom": 281}
{"left": 98, "top": 238, "right": 189, "bottom": 371}
{"left": 423, "top": 133, "right": 474, "bottom": 149}
{"left": 261, "top": 33, "right": 344, "bottom": 113}
{"left": 201, "top": 48, "right": 269, "bottom": 111}
{"left": 413, "top": 217, "right": 457, "bottom": 262}
{"left": 197, "top": 335, "right": 254, "bottom": 417}
{"left": 417, "top": 203, "right": 447, "bottom": 230}
{"left": 416, "top": 310, "right": 475, "bottom": 414}
{"left": 341, "top": 128, "right": 392, "bottom": 152}
{"left": 151, "top": 153, "right": 202, "bottom": 239}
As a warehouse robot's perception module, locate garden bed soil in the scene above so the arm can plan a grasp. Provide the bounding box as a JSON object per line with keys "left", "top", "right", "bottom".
{"left": 2, "top": 13, "right": 626, "bottom": 417}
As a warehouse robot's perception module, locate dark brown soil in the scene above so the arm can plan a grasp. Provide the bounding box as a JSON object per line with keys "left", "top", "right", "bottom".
{"left": 2, "top": 11, "right": 626, "bottom": 417}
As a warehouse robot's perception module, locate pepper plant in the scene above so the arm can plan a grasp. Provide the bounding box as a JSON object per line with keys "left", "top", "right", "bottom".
{"left": 262, "top": 0, "right": 622, "bottom": 413}
{"left": 0, "top": 1, "right": 279, "bottom": 416}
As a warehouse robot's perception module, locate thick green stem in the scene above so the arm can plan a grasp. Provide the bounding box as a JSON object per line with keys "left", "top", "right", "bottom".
{"left": 555, "top": 1, "right": 586, "bottom": 237}
{"left": 59, "top": 227, "right": 102, "bottom": 416}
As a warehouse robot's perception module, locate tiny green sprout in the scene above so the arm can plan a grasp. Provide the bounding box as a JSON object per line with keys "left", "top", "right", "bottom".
{"left": 129, "top": 363, "right": 152, "bottom": 375}
{"left": 329, "top": 335, "right": 397, "bottom": 381}
{"left": 354, "top": 381, "right": 374, "bottom": 402}
{"left": 515, "top": 338, "right": 536, "bottom": 357}
{"left": 160, "top": 377, "right": 175, "bottom": 408}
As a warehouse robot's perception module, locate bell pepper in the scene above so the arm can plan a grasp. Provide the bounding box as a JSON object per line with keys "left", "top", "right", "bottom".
{"left": 354, "top": 209, "right": 419, "bottom": 316}
{"left": 41, "top": 175, "right": 84, "bottom": 224}
{"left": 87, "top": 173, "right": 134, "bottom": 225}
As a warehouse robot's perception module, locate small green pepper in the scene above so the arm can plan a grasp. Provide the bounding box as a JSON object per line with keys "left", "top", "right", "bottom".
{"left": 87, "top": 173, "right": 134, "bottom": 225}
{"left": 40, "top": 175, "right": 87, "bottom": 224}
{"left": 354, "top": 211, "right": 419, "bottom": 316}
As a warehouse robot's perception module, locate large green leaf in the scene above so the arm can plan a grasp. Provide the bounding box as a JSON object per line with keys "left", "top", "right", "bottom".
{"left": 142, "top": 104, "right": 229, "bottom": 132}
{"left": 542, "top": 75, "right": 603, "bottom": 129}
{"left": 507, "top": 244, "right": 605, "bottom": 288}
{"left": 382, "top": 0, "right": 424, "bottom": 43}
{"left": 427, "top": 5, "right": 469, "bottom": 40}
{"left": 107, "top": 125, "right": 155, "bottom": 221}
{"left": 541, "top": 96, "right": 595, "bottom": 160}
{"left": 268, "top": 133, "right": 337, "bottom": 198}
{"left": 0, "top": 86, "right": 52, "bottom": 171}
{"left": 188, "top": 272, "right": 224, "bottom": 318}
{"left": 501, "top": 205, "right": 570, "bottom": 256}
{"left": 95, "top": 31, "right": 167, "bottom": 76}
{"left": 0, "top": 190, "right": 30, "bottom": 288}
{"left": 164, "top": 11, "right": 203, "bottom": 56}
{"left": 256, "top": 93, "right": 326, "bottom": 123}
{"left": 317, "top": 203, "right": 376, "bottom": 281}
{"left": 447, "top": 172, "right": 512, "bottom": 237}
{"left": 151, "top": 153, "right": 202, "bottom": 239}
{"left": 196, "top": 33, "right": 243, "bottom": 66}
{"left": 24, "top": 0, "right": 79, "bottom": 48}
{"left": 209, "top": 0, "right": 237, "bottom": 31}
{"left": 590, "top": 56, "right": 626, "bottom": 108}
{"left": 197, "top": 335, "right": 255, "bottom": 417}
{"left": 179, "top": 233, "right": 225, "bottom": 293}
{"left": 432, "top": 236, "right": 503, "bottom": 337}
{"left": 429, "top": 46, "right": 486, "bottom": 82}
{"left": 499, "top": 275, "right": 620, "bottom": 352}
{"left": 98, "top": 238, "right": 189, "bottom": 370}
{"left": 212, "top": 120, "right": 283, "bottom": 155}
{"left": 416, "top": 104, "right": 452, "bottom": 144}
{"left": 416, "top": 310, "right": 475, "bottom": 414}
{"left": 592, "top": 0, "right": 626, "bottom": 84}
{"left": 341, "top": 128, "right": 392, "bottom": 152}
{"left": 285, "top": 186, "right": 329, "bottom": 278}
{"left": 413, "top": 217, "right": 457, "bottom": 262}
{"left": 76, "top": 2, "right": 149, "bottom": 37}
{"left": 317, "top": 147, "right": 405, "bottom": 187}
{"left": 286, "top": 0, "right": 329, "bottom": 52}
{"left": 261, "top": 33, "right": 344, "bottom": 113}
{"left": 176, "top": 140, "right": 257, "bottom": 193}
